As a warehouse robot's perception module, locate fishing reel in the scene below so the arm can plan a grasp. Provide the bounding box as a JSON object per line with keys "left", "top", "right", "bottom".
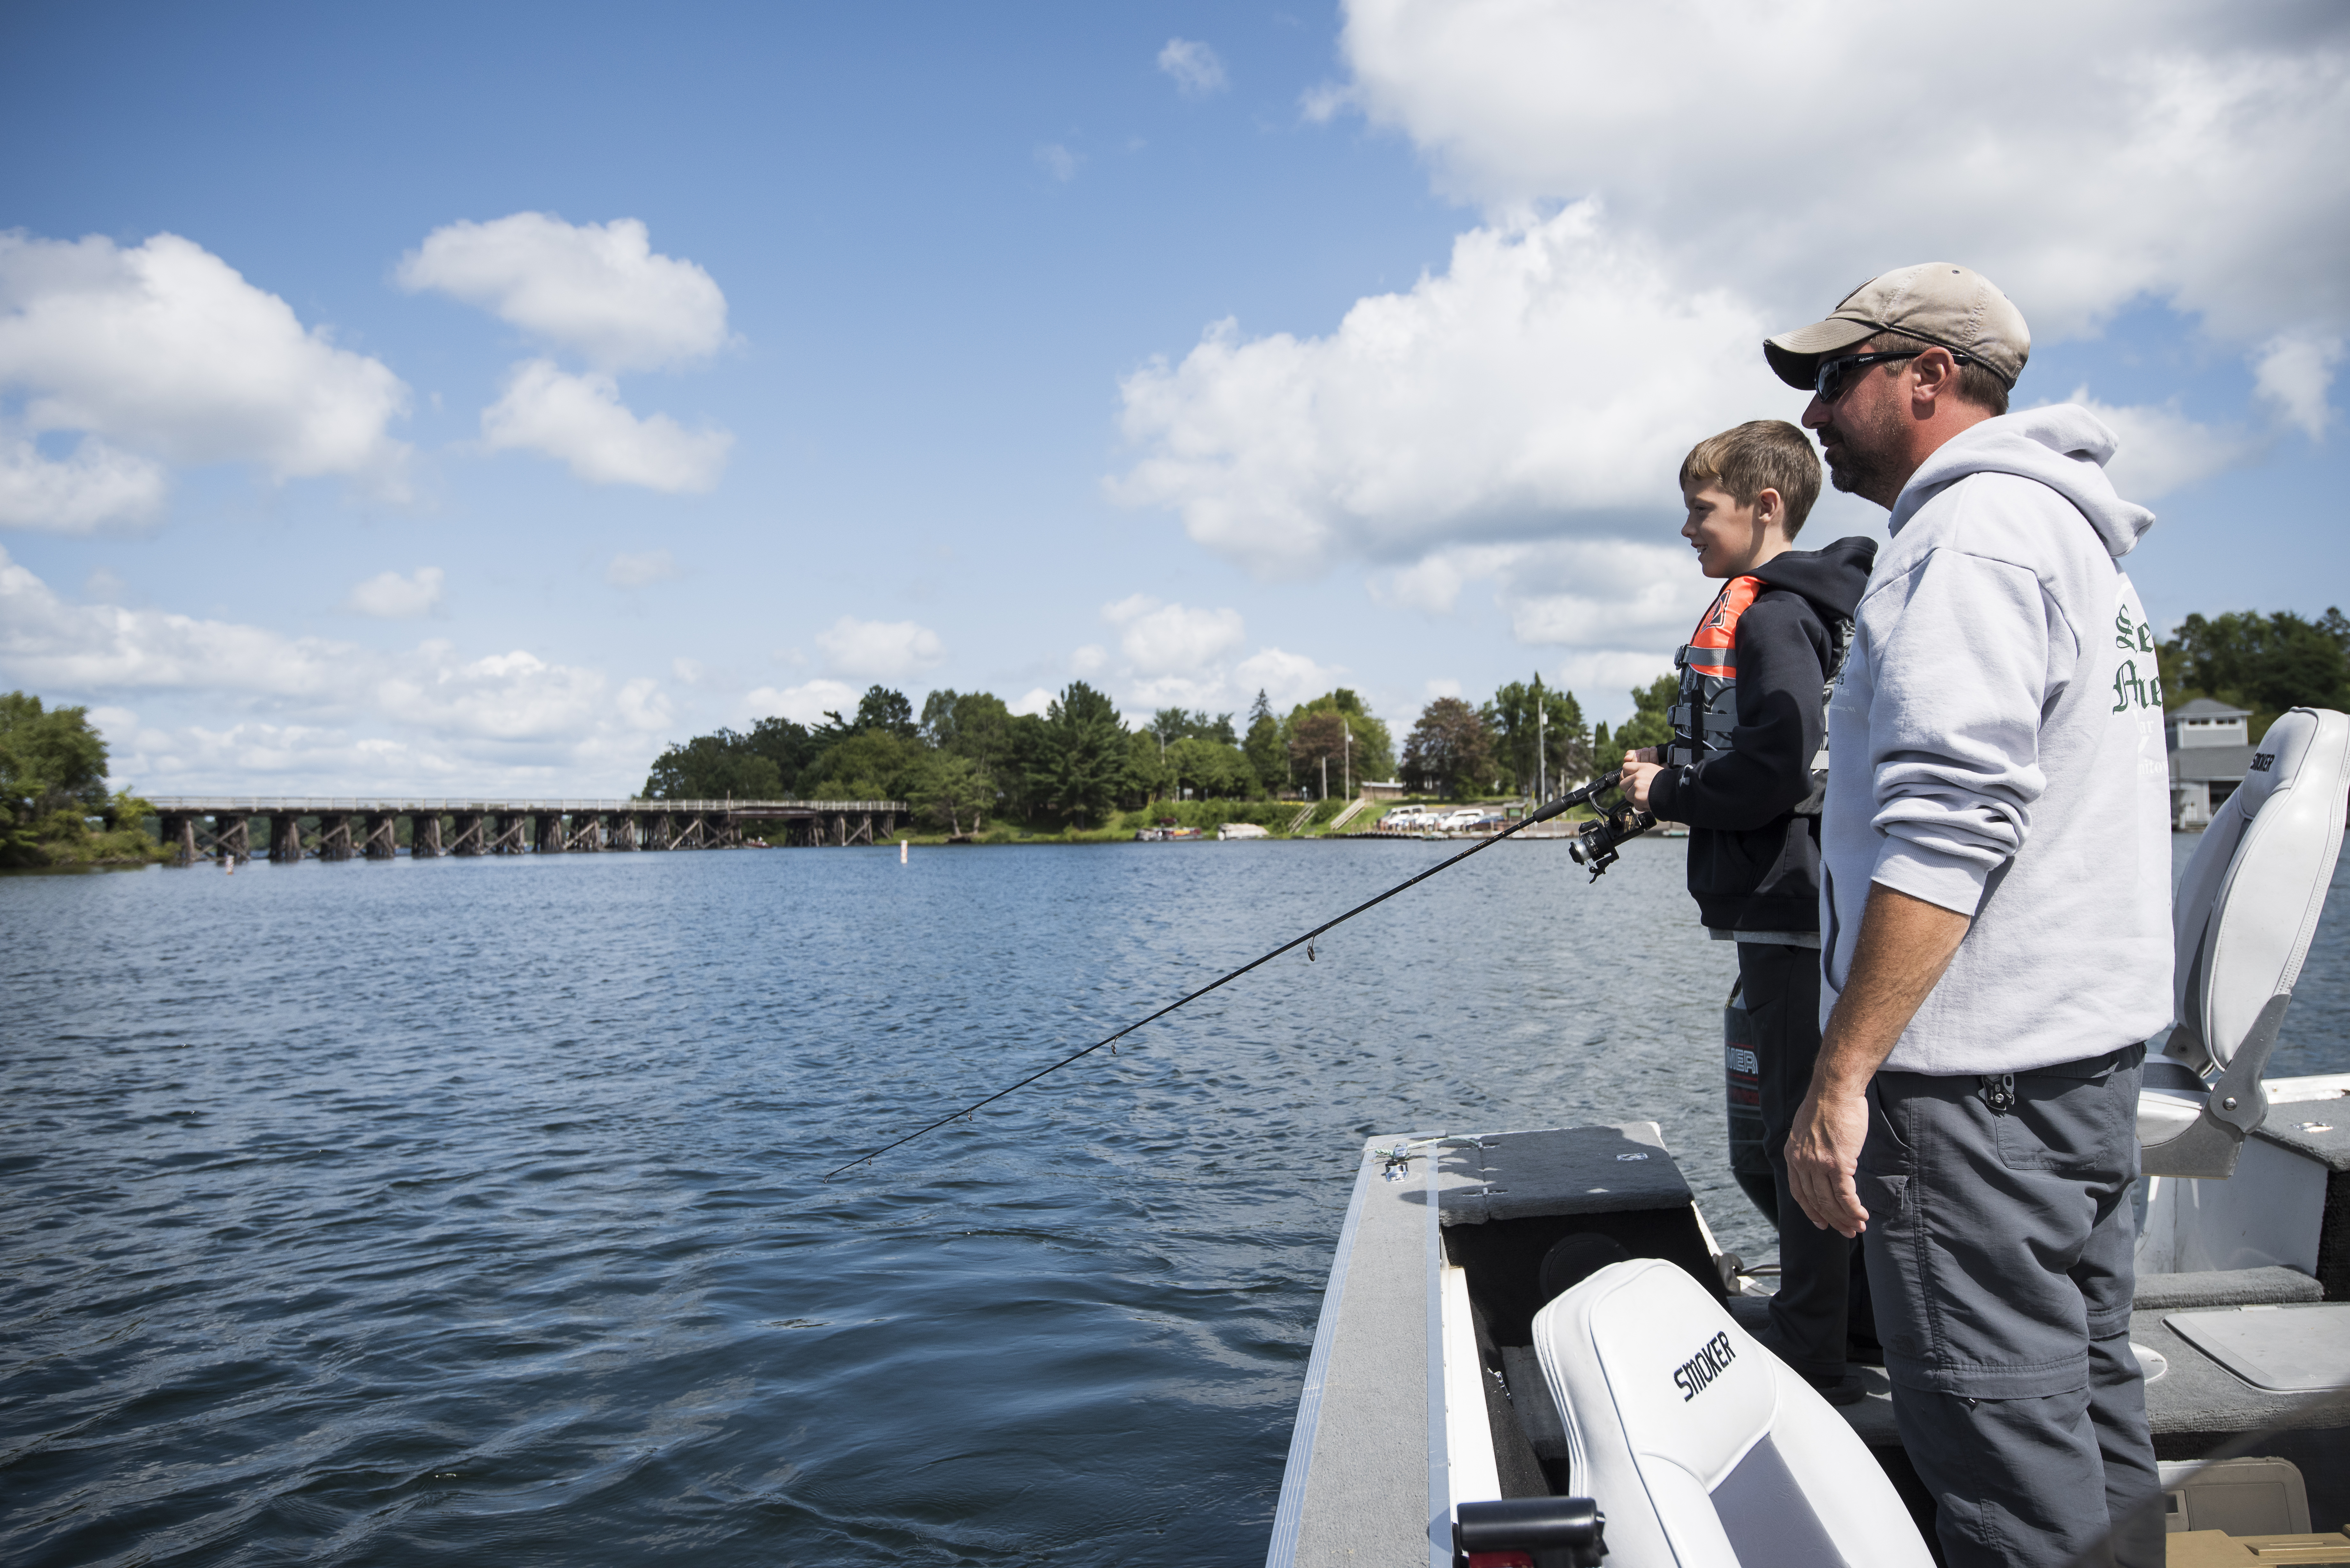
{"left": 1566, "top": 793, "right": 1655, "bottom": 880}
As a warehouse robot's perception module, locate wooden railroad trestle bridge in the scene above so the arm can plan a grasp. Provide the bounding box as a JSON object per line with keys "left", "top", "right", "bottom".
{"left": 146, "top": 798, "right": 908, "bottom": 863}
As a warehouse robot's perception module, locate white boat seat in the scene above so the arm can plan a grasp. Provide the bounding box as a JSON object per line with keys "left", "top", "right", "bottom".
{"left": 2141, "top": 707, "right": 2349, "bottom": 1179}
{"left": 1530, "top": 1258, "right": 1932, "bottom": 1567}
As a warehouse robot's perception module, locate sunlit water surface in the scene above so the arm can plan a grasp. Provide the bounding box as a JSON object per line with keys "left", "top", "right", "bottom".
{"left": 4, "top": 833, "right": 2346, "bottom": 1566}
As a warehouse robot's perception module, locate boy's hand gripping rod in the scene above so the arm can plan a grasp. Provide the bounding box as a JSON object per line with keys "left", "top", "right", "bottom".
{"left": 822, "top": 770, "right": 1651, "bottom": 1180}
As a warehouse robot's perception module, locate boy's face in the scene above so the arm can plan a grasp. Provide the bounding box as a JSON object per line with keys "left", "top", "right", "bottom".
{"left": 1681, "top": 483, "right": 1784, "bottom": 579}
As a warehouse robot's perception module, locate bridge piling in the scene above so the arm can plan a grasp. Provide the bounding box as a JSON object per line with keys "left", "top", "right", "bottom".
{"left": 143, "top": 797, "right": 906, "bottom": 863}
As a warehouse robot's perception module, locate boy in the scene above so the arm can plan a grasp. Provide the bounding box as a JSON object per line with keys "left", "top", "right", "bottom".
{"left": 1619, "top": 419, "right": 1876, "bottom": 1402}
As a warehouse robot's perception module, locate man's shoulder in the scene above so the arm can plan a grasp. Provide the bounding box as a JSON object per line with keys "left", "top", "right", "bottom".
{"left": 1902, "top": 470, "right": 2105, "bottom": 572}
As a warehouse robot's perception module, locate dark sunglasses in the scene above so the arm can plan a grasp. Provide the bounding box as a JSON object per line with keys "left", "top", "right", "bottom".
{"left": 1814, "top": 346, "right": 1977, "bottom": 403}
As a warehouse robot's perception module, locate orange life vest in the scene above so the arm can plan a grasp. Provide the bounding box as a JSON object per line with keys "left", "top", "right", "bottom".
{"left": 1666, "top": 576, "right": 1761, "bottom": 767}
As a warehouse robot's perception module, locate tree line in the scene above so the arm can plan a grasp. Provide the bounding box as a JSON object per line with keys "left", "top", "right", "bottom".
{"left": 0, "top": 693, "right": 166, "bottom": 867}
{"left": 642, "top": 683, "right": 1415, "bottom": 831}
{"left": 2158, "top": 607, "right": 2350, "bottom": 742}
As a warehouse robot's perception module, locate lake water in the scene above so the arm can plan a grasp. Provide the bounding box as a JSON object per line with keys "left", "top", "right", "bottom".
{"left": 5, "top": 833, "right": 2346, "bottom": 1566}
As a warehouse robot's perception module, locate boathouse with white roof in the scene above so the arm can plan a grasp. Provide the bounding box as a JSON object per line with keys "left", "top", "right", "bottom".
{"left": 2169, "top": 696, "right": 2256, "bottom": 828}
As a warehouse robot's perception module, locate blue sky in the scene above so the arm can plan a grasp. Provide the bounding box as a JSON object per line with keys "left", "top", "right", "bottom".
{"left": 3, "top": 2, "right": 2344, "bottom": 794}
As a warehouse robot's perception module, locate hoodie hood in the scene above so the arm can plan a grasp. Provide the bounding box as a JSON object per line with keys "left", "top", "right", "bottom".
{"left": 1752, "top": 534, "right": 1877, "bottom": 621}
{"left": 1888, "top": 403, "right": 2155, "bottom": 559}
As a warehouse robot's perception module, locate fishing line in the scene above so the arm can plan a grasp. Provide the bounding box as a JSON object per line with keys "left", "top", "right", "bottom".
{"left": 821, "top": 772, "right": 1624, "bottom": 1181}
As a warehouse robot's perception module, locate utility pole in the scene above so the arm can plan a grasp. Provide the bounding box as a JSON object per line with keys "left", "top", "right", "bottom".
{"left": 1537, "top": 699, "right": 1547, "bottom": 805}
{"left": 1343, "top": 725, "right": 1352, "bottom": 799}
{"left": 1320, "top": 753, "right": 1328, "bottom": 801}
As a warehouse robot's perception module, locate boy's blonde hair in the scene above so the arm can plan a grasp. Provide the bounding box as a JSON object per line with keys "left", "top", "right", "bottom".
{"left": 1678, "top": 420, "right": 1822, "bottom": 538}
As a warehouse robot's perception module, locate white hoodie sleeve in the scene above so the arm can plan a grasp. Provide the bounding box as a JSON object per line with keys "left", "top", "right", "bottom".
{"left": 1861, "top": 546, "right": 2071, "bottom": 915}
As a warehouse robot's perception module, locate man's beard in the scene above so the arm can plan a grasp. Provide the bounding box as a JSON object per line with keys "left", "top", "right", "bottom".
{"left": 1820, "top": 400, "right": 1906, "bottom": 504}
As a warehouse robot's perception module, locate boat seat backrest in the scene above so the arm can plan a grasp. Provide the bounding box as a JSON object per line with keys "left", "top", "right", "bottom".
{"left": 2140, "top": 708, "right": 2348, "bottom": 1178}
{"left": 2169, "top": 707, "right": 2349, "bottom": 1076}
{"left": 1531, "top": 1258, "right": 1930, "bottom": 1568}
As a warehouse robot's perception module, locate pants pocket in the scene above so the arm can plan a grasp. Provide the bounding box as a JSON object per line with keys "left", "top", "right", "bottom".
{"left": 1993, "top": 1075, "right": 2126, "bottom": 1177}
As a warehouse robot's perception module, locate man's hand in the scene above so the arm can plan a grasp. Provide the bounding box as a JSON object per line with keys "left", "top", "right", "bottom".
{"left": 1788, "top": 881, "right": 1973, "bottom": 1235}
{"left": 1620, "top": 748, "right": 1663, "bottom": 811}
{"left": 1785, "top": 1084, "right": 1873, "bottom": 1237}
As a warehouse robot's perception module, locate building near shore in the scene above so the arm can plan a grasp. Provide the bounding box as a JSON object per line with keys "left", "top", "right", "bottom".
{"left": 2168, "top": 697, "right": 2254, "bottom": 829}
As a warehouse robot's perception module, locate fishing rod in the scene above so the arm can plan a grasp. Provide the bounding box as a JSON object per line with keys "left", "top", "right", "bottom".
{"left": 822, "top": 769, "right": 1656, "bottom": 1181}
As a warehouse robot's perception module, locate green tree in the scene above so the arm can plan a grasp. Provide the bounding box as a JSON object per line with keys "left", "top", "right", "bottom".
{"left": 1164, "top": 735, "right": 1259, "bottom": 800}
{"left": 1241, "top": 689, "right": 1285, "bottom": 795}
{"left": 1286, "top": 688, "right": 1395, "bottom": 794}
{"left": 1148, "top": 707, "right": 1237, "bottom": 747}
{"left": 916, "top": 752, "right": 996, "bottom": 836}
{"left": 641, "top": 730, "right": 786, "bottom": 799}
{"left": 1027, "top": 681, "right": 1127, "bottom": 825}
{"left": 2160, "top": 607, "right": 2350, "bottom": 740}
{"left": 1, "top": 694, "right": 131, "bottom": 866}
{"left": 1484, "top": 675, "right": 1590, "bottom": 796}
{"left": 1125, "top": 729, "right": 1172, "bottom": 804}
{"left": 743, "top": 717, "right": 818, "bottom": 793}
{"left": 1401, "top": 697, "right": 1496, "bottom": 799}
{"left": 1610, "top": 675, "right": 1679, "bottom": 758}
{"left": 1, "top": 692, "right": 109, "bottom": 817}
{"left": 922, "top": 689, "right": 1015, "bottom": 772}
{"left": 802, "top": 729, "right": 926, "bottom": 801}
{"left": 852, "top": 685, "right": 919, "bottom": 738}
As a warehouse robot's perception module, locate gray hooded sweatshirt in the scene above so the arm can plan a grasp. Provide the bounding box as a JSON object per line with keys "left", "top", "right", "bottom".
{"left": 1819, "top": 404, "right": 2173, "bottom": 1075}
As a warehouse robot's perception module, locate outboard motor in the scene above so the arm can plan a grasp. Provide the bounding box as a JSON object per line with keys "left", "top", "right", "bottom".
{"left": 1722, "top": 980, "right": 1776, "bottom": 1222}
{"left": 2139, "top": 707, "right": 2349, "bottom": 1179}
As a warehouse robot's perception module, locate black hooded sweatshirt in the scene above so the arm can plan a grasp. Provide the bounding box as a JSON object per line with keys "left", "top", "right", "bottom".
{"left": 1648, "top": 536, "right": 1876, "bottom": 933}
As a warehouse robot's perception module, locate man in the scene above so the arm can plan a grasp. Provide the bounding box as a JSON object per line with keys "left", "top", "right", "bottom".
{"left": 1767, "top": 263, "right": 2172, "bottom": 1567}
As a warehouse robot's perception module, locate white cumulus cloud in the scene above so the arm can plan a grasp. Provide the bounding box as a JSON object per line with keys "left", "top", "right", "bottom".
{"left": 1118, "top": 3, "right": 2350, "bottom": 608}
{"left": 397, "top": 213, "right": 730, "bottom": 371}
{"left": 482, "top": 360, "right": 731, "bottom": 491}
{"left": 1233, "top": 647, "right": 1343, "bottom": 710}
{"left": 0, "top": 545, "right": 673, "bottom": 792}
{"left": 1332, "top": 0, "right": 2350, "bottom": 344}
{"left": 1, "top": 543, "right": 351, "bottom": 697}
{"left": 0, "top": 435, "right": 166, "bottom": 532}
{"left": 1102, "top": 594, "right": 1247, "bottom": 673}
{"left": 0, "top": 230, "right": 410, "bottom": 510}
{"left": 345, "top": 565, "right": 446, "bottom": 619}
{"left": 814, "top": 616, "right": 945, "bottom": 679}
{"left": 1111, "top": 203, "right": 1775, "bottom": 577}
{"left": 2253, "top": 335, "right": 2343, "bottom": 440}
{"left": 2055, "top": 391, "right": 2263, "bottom": 501}
{"left": 606, "top": 548, "right": 682, "bottom": 588}
{"left": 746, "top": 678, "right": 862, "bottom": 727}
{"left": 1158, "top": 38, "right": 1228, "bottom": 97}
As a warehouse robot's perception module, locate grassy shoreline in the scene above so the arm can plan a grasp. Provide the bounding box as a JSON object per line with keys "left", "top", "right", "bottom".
{"left": 777, "top": 795, "right": 1588, "bottom": 847}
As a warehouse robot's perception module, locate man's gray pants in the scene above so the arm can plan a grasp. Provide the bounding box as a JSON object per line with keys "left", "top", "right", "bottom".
{"left": 1854, "top": 1046, "right": 2162, "bottom": 1568}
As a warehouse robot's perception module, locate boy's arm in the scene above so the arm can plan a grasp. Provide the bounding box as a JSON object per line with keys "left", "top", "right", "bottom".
{"left": 1648, "top": 595, "right": 1825, "bottom": 830}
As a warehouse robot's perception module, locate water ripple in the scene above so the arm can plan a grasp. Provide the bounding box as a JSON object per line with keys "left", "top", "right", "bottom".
{"left": 3, "top": 837, "right": 2343, "bottom": 1564}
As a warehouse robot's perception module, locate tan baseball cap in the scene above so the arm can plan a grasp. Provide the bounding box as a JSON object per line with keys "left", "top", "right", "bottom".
{"left": 1764, "top": 262, "right": 2030, "bottom": 391}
